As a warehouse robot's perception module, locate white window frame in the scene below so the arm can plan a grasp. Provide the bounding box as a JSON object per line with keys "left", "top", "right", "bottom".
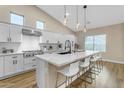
{"left": 85, "top": 34, "right": 106, "bottom": 52}
{"left": 36, "top": 20, "right": 45, "bottom": 30}
{"left": 10, "top": 12, "right": 24, "bottom": 26}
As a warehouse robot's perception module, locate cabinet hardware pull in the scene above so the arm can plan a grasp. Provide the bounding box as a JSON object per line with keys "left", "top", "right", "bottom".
{"left": 32, "top": 59, "right": 36, "bottom": 61}
{"left": 13, "top": 60, "right": 17, "bottom": 64}
{"left": 9, "top": 37, "right": 11, "bottom": 42}
{"left": 32, "top": 65, "right": 36, "bottom": 67}
{"left": 10, "top": 37, "right": 11, "bottom": 42}
{"left": 12, "top": 56, "right": 17, "bottom": 58}
{"left": 16, "top": 60, "right": 17, "bottom": 64}
{"left": 7, "top": 37, "right": 9, "bottom": 42}
{"left": 13, "top": 60, "right": 15, "bottom": 64}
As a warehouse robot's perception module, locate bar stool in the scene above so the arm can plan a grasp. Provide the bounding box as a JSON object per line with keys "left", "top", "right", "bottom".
{"left": 55, "top": 61, "right": 80, "bottom": 88}
{"left": 96, "top": 53, "right": 103, "bottom": 70}
{"left": 90, "top": 55, "right": 100, "bottom": 74}
{"left": 93, "top": 53, "right": 103, "bottom": 73}
{"left": 87, "top": 55, "right": 101, "bottom": 81}
{"left": 79, "top": 56, "right": 94, "bottom": 87}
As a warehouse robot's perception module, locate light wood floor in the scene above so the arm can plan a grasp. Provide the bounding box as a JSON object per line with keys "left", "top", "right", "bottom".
{"left": 0, "top": 62, "right": 124, "bottom": 88}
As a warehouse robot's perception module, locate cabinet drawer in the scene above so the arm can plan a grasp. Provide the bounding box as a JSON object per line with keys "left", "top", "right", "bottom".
{"left": 24, "top": 62, "right": 36, "bottom": 71}
{"left": 11, "top": 55, "right": 23, "bottom": 60}
{"left": 24, "top": 57, "right": 36, "bottom": 64}
{"left": 5, "top": 55, "right": 23, "bottom": 60}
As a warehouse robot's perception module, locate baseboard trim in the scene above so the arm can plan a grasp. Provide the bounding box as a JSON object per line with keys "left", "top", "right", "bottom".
{"left": 102, "top": 59, "right": 124, "bottom": 64}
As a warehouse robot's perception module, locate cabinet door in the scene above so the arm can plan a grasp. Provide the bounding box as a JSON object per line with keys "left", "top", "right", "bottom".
{"left": 15, "top": 55, "right": 23, "bottom": 73}
{"left": 0, "top": 57, "right": 4, "bottom": 77}
{"left": 10, "top": 25, "right": 22, "bottom": 43}
{"left": 4, "top": 55, "right": 24, "bottom": 76}
{"left": 0, "top": 23, "right": 9, "bottom": 42}
{"left": 4, "top": 56, "right": 15, "bottom": 76}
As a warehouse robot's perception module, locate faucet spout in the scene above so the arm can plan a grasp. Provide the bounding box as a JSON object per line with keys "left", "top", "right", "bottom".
{"left": 65, "top": 40, "right": 71, "bottom": 53}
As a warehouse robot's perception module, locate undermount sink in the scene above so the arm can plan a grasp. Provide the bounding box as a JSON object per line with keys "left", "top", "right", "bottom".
{"left": 57, "top": 51, "right": 71, "bottom": 55}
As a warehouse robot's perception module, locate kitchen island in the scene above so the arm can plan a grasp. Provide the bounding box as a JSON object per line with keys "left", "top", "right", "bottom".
{"left": 35, "top": 51, "right": 100, "bottom": 88}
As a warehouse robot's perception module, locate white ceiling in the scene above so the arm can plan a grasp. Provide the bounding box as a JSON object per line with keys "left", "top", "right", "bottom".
{"left": 37, "top": 5, "right": 124, "bottom": 32}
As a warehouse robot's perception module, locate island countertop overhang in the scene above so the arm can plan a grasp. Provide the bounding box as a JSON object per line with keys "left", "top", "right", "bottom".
{"left": 35, "top": 51, "right": 100, "bottom": 67}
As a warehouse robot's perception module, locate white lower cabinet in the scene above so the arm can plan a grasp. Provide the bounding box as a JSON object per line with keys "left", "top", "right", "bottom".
{"left": 4, "top": 55, "right": 23, "bottom": 76}
{"left": 0, "top": 54, "right": 37, "bottom": 79}
{"left": 14, "top": 55, "right": 23, "bottom": 73}
{"left": 24, "top": 62, "right": 36, "bottom": 71}
{"left": 24, "top": 57, "right": 36, "bottom": 71}
{"left": 0, "top": 57, "right": 4, "bottom": 77}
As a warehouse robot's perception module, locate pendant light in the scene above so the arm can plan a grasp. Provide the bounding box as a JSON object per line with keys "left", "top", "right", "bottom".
{"left": 83, "top": 5, "right": 87, "bottom": 33}
{"left": 63, "top": 5, "right": 69, "bottom": 25}
{"left": 76, "top": 5, "right": 80, "bottom": 30}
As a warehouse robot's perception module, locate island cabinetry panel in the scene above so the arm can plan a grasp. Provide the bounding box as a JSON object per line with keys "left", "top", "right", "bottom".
{"left": 0, "top": 57, "right": 4, "bottom": 77}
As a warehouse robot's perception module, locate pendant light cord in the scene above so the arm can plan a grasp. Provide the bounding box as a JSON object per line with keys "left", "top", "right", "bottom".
{"left": 84, "top": 5, "right": 87, "bottom": 29}
{"left": 64, "top": 5, "right": 66, "bottom": 18}
{"left": 76, "top": 5, "right": 78, "bottom": 24}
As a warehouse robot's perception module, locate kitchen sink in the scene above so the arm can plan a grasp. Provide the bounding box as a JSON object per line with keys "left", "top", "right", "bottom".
{"left": 57, "top": 51, "right": 71, "bottom": 55}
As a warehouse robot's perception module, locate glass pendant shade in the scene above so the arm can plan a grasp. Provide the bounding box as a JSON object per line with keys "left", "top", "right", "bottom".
{"left": 83, "top": 5, "right": 87, "bottom": 33}
{"left": 83, "top": 27, "right": 87, "bottom": 33}
{"left": 76, "top": 23, "right": 80, "bottom": 30}
{"left": 63, "top": 16, "right": 68, "bottom": 25}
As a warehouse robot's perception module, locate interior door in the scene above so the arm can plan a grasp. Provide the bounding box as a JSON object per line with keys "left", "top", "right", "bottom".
{"left": 0, "top": 23, "right": 9, "bottom": 42}
{"left": 10, "top": 24, "right": 22, "bottom": 43}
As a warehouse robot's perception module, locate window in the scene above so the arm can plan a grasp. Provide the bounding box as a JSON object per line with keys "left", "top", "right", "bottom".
{"left": 36, "top": 21, "right": 44, "bottom": 29}
{"left": 10, "top": 12, "right": 24, "bottom": 25}
{"left": 85, "top": 36, "right": 94, "bottom": 50}
{"left": 85, "top": 34, "right": 106, "bottom": 52}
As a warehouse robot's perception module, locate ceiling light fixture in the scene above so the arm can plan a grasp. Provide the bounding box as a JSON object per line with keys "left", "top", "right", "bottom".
{"left": 76, "top": 6, "right": 80, "bottom": 30}
{"left": 83, "top": 5, "right": 87, "bottom": 33}
{"left": 63, "top": 5, "right": 68, "bottom": 25}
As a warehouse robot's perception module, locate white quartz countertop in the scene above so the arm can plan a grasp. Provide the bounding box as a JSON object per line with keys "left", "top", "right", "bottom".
{"left": 35, "top": 51, "right": 100, "bottom": 67}
{"left": 0, "top": 52, "right": 23, "bottom": 56}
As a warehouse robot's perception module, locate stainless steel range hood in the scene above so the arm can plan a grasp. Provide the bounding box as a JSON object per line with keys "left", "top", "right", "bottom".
{"left": 22, "top": 28, "right": 42, "bottom": 37}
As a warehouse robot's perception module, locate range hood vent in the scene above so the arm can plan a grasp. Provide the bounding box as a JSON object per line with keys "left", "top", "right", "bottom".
{"left": 22, "top": 28, "right": 42, "bottom": 37}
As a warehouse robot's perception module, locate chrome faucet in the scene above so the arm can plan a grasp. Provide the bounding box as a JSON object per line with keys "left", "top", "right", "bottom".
{"left": 65, "top": 40, "right": 71, "bottom": 53}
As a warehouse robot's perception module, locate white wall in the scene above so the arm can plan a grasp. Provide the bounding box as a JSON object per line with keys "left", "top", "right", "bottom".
{"left": 0, "top": 43, "right": 20, "bottom": 53}
{"left": 75, "top": 23, "right": 124, "bottom": 62}
{"left": 41, "top": 31, "right": 76, "bottom": 49}
{"left": 18, "top": 35, "right": 41, "bottom": 52}
{"left": 0, "top": 5, "right": 74, "bottom": 34}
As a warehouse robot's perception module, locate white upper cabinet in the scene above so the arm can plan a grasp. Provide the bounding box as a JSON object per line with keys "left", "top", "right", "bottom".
{"left": 0, "top": 23, "right": 10, "bottom": 42}
{"left": 0, "top": 57, "right": 4, "bottom": 77}
{"left": 10, "top": 25, "right": 22, "bottom": 43}
{"left": 0, "top": 23, "right": 22, "bottom": 43}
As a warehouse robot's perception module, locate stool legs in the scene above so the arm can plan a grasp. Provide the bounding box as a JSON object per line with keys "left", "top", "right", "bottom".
{"left": 55, "top": 72, "right": 59, "bottom": 88}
